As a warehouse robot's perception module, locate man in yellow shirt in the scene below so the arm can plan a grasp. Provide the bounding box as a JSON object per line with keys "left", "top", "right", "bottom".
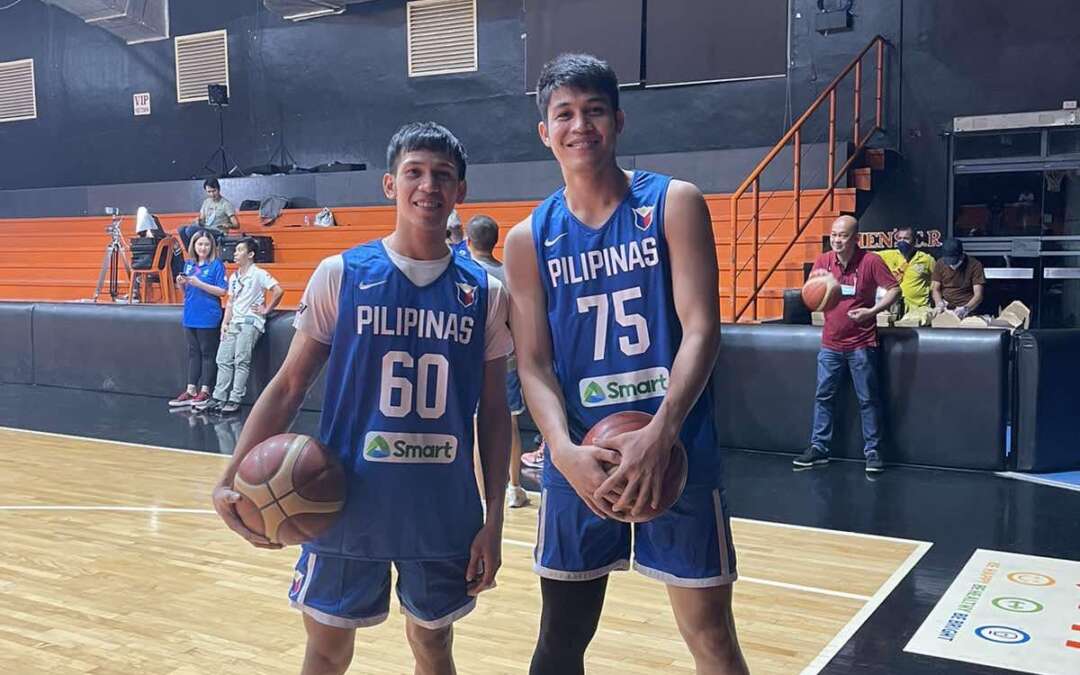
{"left": 877, "top": 226, "right": 935, "bottom": 312}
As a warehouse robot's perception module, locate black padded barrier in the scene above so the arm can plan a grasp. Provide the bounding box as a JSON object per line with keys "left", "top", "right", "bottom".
{"left": 713, "top": 324, "right": 1011, "bottom": 470}
{"left": 0, "top": 302, "right": 34, "bottom": 384}
{"left": 1013, "top": 330, "right": 1080, "bottom": 472}
{"left": 265, "top": 313, "right": 327, "bottom": 413}
{"left": 30, "top": 303, "right": 272, "bottom": 402}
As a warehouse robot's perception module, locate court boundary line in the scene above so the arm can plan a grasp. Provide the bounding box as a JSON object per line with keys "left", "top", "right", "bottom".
{"left": 996, "top": 471, "right": 1080, "bottom": 493}
{"left": 800, "top": 540, "right": 933, "bottom": 675}
{"left": 0, "top": 504, "right": 880, "bottom": 604}
{"left": 0, "top": 425, "right": 231, "bottom": 458}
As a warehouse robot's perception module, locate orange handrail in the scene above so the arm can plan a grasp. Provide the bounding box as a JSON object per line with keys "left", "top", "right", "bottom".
{"left": 730, "top": 36, "right": 887, "bottom": 321}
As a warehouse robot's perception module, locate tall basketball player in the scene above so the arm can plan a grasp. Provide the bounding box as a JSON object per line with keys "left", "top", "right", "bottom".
{"left": 503, "top": 55, "right": 749, "bottom": 675}
{"left": 212, "top": 122, "right": 513, "bottom": 675}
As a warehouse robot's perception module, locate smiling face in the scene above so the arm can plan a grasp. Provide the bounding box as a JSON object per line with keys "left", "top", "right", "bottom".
{"left": 382, "top": 149, "right": 466, "bottom": 236}
{"left": 538, "top": 86, "right": 623, "bottom": 172}
{"left": 830, "top": 216, "right": 859, "bottom": 257}
{"left": 193, "top": 233, "right": 213, "bottom": 262}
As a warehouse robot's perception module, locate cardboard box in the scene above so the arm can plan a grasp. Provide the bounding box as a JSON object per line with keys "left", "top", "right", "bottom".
{"left": 929, "top": 301, "right": 1031, "bottom": 331}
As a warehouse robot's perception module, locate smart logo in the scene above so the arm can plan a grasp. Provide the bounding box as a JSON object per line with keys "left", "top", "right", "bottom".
{"left": 363, "top": 431, "right": 457, "bottom": 464}
{"left": 582, "top": 381, "right": 606, "bottom": 405}
{"left": 579, "top": 367, "right": 670, "bottom": 407}
{"left": 364, "top": 434, "right": 391, "bottom": 459}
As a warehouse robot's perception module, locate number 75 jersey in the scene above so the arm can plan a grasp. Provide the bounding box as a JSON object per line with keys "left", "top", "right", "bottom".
{"left": 531, "top": 171, "right": 721, "bottom": 489}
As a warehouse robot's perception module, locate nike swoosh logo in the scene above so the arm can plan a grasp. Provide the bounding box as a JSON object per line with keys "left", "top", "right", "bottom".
{"left": 544, "top": 233, "right": 569, "bottom": 247}
{"left": 358, "top": 280, "right": 387, "bottom": 290}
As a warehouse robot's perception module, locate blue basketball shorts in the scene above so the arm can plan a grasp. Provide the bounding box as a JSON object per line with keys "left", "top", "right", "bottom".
{"left": 288, "top": 550, "right": 475, "bottom": 629}
{"left": 533, "top": 482, "right": 738, "bottom": 587}
{"left": 505, "top": 360, "right": 525, "bottom": 416}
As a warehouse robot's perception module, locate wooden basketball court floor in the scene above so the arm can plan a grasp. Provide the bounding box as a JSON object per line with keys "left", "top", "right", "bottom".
{"left": 0, "top": 427, "right": 931, "bottom": 674}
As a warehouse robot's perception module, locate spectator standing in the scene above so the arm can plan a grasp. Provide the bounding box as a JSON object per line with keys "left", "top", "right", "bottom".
{"left": 877, "top": 226, "right": 935, "bottom": 312}
{"left": 169, "top": 230, "right": 228, "bottom": 408}
{"left": 466, "top": 214, "right": 529, "bottom": 508}
{"left": 447, "top": 209, "right": 471, "bottom": 258}
{"left": 196, "top": 237, "right": 283, "bottom": 415}
{"left": 794, "top": 216, "right": 901, "bottom": 474}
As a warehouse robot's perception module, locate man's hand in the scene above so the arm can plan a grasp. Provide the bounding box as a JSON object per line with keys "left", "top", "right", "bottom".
{"left": 847, "top": 307, "right": 876, "bottom": 324}
{"left": 211, "top": 483, "right": 283, "bottom": 549}
{"left": 465, "top": 521, "right": 502, "bottom": 596}
{"left": 552, "top": 443, "right": 622, "bottom": 519}
{"left": 252, "top": 303, "right": 270, "bottom": 317}
{"left": 955, "top": 306, "right": 970, "bottom": 319}
{"left": 593, "top": 423, "right": 674, "bottom": 518}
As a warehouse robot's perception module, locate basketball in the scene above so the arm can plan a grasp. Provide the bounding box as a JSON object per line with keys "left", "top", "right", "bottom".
{"left": 232, "top": 434, "right": 347, "bottom": 545}
{"left": 582, "top": 410, "right": 688, "bottom": 523}
{"left": 801, "top": 272, "right": 840, "bottom": 312}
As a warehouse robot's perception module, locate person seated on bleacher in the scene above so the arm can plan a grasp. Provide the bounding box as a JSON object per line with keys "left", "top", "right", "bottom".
{"left": 877, "top": 226, "right": 935, "bottom": 314}
{"left": 180, "top": 178, "right": 240, "bottom": 249}
{"left": 932, "top": 238, "right": 986, "bottom": 319}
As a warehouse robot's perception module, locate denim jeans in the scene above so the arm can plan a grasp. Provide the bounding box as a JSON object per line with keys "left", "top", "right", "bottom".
{"left": 809, "top": 347, "right": 883, "bottom": 457}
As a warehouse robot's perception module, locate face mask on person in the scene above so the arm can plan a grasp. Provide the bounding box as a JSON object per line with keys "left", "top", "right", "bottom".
{"left": 896, "top": 240, "right": 915, "bottom": 260}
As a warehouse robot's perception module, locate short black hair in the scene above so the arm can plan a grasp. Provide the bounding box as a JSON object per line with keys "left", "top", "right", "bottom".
{"left": 386, "top": 122, "right": 467, "bottom": 180}
{"left": 236, "top": 236, "right": 259, "bottom": 257}
{"left": 536, "top": 53, "right": 619, "bottom": 121}
{"left": 203, "top": 178, "right": 220, "bottom": 190}
{"left": 466, "top": 215, "right": 499, "bottom": 252}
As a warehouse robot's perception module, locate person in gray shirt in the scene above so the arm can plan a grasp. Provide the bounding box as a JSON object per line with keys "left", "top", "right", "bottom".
{"left": 180, "top": 178, "right": 240, "bottom": 248}
{"left": 467, "top": 214, "right": 530, "bottom": 508}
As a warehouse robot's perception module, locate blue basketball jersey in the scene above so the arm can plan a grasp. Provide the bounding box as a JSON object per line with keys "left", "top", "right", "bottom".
{"left": 531, "top": 171, "right": 721, "bottom": 489}
{"left": 450, "top": 240, "right": 471, "bottom": 259}
{"left": 306, "top": 240, "right": 488, "bottom": 560}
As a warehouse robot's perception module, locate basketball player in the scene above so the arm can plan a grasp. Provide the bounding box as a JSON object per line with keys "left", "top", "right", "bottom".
{"left": 503, "top": 54, "right": 749, "bottom": 674}
{"left": 212, "top": 122, "right": 513, "bottom": 675}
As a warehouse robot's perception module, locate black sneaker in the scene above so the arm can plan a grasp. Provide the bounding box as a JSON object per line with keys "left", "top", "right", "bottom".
{"left": 220, "top": 401, "right": 241, "bottom": 415}
{"left": 793, "top": 446, "right": 830, "bottom": 468}
{"left": 865, "top": 450, "right": 885, "bottom": 473}
{"left": 199, "top": 397, "right": 225, "bottom": 413}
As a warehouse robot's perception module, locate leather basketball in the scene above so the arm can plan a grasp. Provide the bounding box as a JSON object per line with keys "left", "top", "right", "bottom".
{"left": 801, "top": 272, "right": 840, "bottom": 312}
{"left": 581, "top": 410, "right": 688, "bottom": 523}
{"left": 233, "top": 434, "right": 346, "bottom": 545}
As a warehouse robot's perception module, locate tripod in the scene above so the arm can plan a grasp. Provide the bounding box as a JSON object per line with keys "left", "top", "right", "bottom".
{"left": 202, "top": 104, "right": 239, "bottom": 177}
{"left": 90, "top": 211, "right": 132, "bottom": 303}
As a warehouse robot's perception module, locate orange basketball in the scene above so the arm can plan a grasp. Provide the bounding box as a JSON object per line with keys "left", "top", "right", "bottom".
{"left": 233, "top": 434, "right": 346, "bottom": 545}
{"left": 802, "top": 272, "right": 840, "bottom": 312}
{"left": 581, "top": 410, "right": 688, "bottom": 523}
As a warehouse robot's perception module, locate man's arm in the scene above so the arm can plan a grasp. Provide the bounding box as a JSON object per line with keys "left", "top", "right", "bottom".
{"left": 848, "top": 255, "right": 902, "bottom": 323}
{"left": 211, "top": 331, "right": 330, "bottom": 547}
{"left": 961, "top": 284, "right": 984, "bottom": 316}
{"left": 467, "top": 355, "right": 511, "bottom": 595}
{"left": 262, "top": 284, "right": 285, "bottom": 314}
{"left": 221, "top": 298, "right": 234, "bottom": 335}
{"left": 594, "top": 180, "right": 721, "bottom": 516}
{"left": 503, "top": 218, "right": 619, "bottom": 518}
{"left": 931, "top": 281, "right": 945, "bottom": 308}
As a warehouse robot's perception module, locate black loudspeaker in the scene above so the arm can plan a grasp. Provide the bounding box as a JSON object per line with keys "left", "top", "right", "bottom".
{"left": 208, "top": 84, "right": 229, "bottom": 106}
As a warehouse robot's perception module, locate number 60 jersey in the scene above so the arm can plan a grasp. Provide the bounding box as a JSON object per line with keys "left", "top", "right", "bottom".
{"left": 303, "top": 240, "right": 492, "bottom": 561}
{"left": 531, "top": 170, "right": 721, "bottom": 490}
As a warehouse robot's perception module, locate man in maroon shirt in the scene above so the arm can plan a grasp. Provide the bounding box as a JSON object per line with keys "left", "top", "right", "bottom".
{"left": 793, "top": 215, "right": 901, "bottom": 473}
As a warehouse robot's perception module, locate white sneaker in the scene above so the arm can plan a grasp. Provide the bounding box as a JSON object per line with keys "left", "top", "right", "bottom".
{"left": 506, "top": 485, "right": 529, "bottom": 508}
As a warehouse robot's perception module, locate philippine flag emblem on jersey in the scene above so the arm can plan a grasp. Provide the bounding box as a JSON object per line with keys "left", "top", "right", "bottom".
{"left": 456, "top": 282, "right": 476, "bottom": 308}
{"left": 290, "top": 569, "right": 305, "bottom": 595}
{"left": 633, "top": 205, "right": 655, "bottom": 231}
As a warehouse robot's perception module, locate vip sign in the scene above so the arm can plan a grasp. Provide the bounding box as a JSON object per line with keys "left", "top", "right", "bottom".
{"left": 905, "top": 549, "right": 1080, "bottom": 675}
{"left": 133, "top": 92, "right": 151, "bottom": 116}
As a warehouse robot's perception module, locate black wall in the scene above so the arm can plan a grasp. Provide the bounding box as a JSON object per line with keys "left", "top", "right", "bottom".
{"left": 0, "top": 0, "right": 1078, "bottom": 236}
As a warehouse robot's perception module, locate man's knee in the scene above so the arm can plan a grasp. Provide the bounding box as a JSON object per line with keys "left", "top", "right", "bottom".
{"left": 405, "top": 621, "right": 453, "bottom": 656}
{"left": 303, "top": 621, "right": 354, "bottom": 673}
{"left": 684, "top": 620, "right": 739, "bottom": 660}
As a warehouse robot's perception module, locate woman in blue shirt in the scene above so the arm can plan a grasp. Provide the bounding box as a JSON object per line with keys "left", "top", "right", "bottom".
{"left": 169, "top": 229, "right": 228, "bottom": 408}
